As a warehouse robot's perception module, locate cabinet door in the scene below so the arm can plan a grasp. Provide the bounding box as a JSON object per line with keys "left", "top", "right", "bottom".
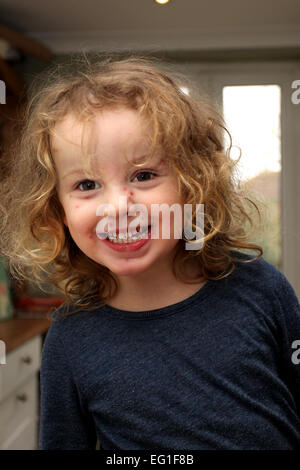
{"left": 0, "top": 375, "right": 38, "bottom": 450}
{"left": 1, "top": 416, "right": 37, "bottom": 450}
{"left": 0, "top": 335, "right": 41, "bottom": 401}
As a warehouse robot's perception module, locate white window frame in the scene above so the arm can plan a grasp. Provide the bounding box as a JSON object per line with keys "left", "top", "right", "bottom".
{"left": 173, "top": 60, "right": 300, "bottom": 298}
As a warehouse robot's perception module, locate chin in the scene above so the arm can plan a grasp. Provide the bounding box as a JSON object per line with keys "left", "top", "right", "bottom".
{"left": 106, "top": 258, "right": 156, "bottom": 278}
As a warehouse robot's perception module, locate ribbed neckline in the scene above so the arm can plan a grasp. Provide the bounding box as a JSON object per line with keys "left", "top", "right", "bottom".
{"left": 101, "top": 278, "right": 218, "bottom": 320}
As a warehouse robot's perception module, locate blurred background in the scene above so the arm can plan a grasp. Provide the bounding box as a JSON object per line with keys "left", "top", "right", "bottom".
{"left": 0, "top": 0, "right": 299, "bottom": 449}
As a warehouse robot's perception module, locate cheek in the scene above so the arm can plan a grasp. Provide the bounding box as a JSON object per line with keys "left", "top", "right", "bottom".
{"left": 63, "top": 201, "right": 96, "bottom": 233}
{"left": 150, "top": 184, "right": 184, "bottom": 235}
{"left": 148, "top": 186, "right": 183, "bottom": 221}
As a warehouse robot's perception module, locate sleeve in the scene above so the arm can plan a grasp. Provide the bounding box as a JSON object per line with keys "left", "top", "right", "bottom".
{"left": 273, "top": 270, "right": 300, "bottom": 416}
{"left": 38, "top": 321, "right": 98, "bottom": 450}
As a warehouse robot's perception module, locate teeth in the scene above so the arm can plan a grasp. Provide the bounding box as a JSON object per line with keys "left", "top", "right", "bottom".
{"left": 107, "top": 226, "right": 149, "bottom": 243}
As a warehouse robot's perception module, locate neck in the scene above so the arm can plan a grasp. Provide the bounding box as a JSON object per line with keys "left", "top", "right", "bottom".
{"left": 106, "top": 257, "right": 205, "bottom": 312}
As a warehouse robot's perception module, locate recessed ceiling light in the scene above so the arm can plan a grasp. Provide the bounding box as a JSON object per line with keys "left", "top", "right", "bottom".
{"left": 155, "top": 0, "right": 171, "bottom": 4}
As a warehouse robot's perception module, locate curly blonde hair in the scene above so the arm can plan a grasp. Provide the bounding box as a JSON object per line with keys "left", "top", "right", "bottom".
{"left": 0, "top": 54, "right": 263, "bottom": 316}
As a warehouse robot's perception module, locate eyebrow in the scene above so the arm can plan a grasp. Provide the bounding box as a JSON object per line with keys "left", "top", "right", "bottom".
{"left": 61, "top": 155, "right": 165, "bottom": 180}
{"left": 61, "top": 169, "right": 86, "bottom": 180}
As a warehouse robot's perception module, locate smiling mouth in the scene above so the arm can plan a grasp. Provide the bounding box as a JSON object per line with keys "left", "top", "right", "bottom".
{"left": 97, "top": 225, "right": 151, "bottom": 242}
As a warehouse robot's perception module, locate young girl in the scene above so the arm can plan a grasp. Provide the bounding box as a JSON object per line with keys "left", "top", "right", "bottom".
{"left": 0, "top": 55, "right": 299, "bottom": 450}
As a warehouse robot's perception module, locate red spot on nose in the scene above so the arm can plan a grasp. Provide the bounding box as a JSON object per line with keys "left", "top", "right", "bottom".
{"left": 130, "top": 191, "right": 134, "bottom": 196}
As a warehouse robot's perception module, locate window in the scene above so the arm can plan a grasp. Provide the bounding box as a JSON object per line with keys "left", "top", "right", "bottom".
{"left": 223, "top": 85, "right": 281, "bottom": 269}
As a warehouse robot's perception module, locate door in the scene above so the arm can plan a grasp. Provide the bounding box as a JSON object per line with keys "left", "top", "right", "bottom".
{"left": 174, "top": 60, "right": 300, "bottom": 297}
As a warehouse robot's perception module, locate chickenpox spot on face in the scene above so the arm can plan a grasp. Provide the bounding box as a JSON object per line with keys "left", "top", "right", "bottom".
{"left": 122, "top": 187, "right": 127, "bottom": 191}
{"left": 75, "top": 205, "right": 80, "bottom": 209}
{"left": 130, "top": 191, "right": 134, "bottom": 196}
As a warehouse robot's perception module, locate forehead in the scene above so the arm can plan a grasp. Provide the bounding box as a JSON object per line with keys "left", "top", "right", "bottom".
{"left": 51, "top": 107, "right": 163, "bottom": 174}
{"left": 51, "top": 107, "right": 152, "bottom": 153}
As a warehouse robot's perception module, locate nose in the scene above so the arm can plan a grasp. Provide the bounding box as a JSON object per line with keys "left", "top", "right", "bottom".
{"left": 95, "top": 186, "right": 136, "bottom": 232}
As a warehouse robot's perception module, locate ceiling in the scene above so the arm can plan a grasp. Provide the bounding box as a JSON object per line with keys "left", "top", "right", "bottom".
{"left": 0, "top": 0, "right": 300, "bottom": 55}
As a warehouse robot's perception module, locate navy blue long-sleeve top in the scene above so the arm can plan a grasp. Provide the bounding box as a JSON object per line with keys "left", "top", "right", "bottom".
{"left": 39, "top": 253, "right": 300, "bottom": 450}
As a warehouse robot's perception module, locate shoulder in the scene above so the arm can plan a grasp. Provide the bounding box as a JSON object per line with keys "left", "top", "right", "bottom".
{"left": 230, "top": 249, "right": 279, "bottom": 277}
{"left": 228, "top": 250, "right": 299, "bottom": 321}
{"left": 44, "top": 299, "right": 105, "bottom": 346}
{"left": 220, "top": 250, "right": 299, "bottom": 317}
{"left": 229, "top": 250, "right": 297, "bottom": 297}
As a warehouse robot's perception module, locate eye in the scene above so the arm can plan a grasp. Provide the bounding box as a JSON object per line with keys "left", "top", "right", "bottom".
{"left": 76, "top": 180, "right": 101, "bottom": 191}
{"left": 132, "top": 171, "right": 157, "bottom": 183}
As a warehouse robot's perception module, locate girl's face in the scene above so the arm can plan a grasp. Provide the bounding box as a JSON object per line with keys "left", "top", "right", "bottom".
{"left": 52, "top": 106, "right": 184, "bottom": 277}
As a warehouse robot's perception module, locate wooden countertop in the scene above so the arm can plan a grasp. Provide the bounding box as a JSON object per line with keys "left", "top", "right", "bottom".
{"left": 0, "top": 313, "right": 52, "bottom": 354}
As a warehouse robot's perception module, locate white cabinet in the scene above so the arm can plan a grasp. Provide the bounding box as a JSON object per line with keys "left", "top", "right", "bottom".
{"left": 0, "top": 335, "right": 41, "bottom": 450}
